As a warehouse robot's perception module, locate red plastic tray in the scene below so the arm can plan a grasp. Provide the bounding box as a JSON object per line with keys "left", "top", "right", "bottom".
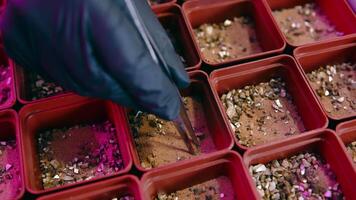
{"left": 150, "top": 0, "right": 176, "bottom": 10}
{"left": 182, "top": 0, "right": 285, "bottom": 67}
{"left": 117, "top": 70, "right": 234, "bottom": 173}
{"left": 210, "top": 55, "right": 328, "bottom": 151}
{"left": 263, "top": 0, "right": 356, "bottom": 48}
{"left": 0, "top": 109, "right": 25, "bottom": 200}
{"left": 243, "top": 129, "right": 356, "bottom": 199}
{"left": 38, "top": 175, "right": 143, "bottom": 200}
{"left": 0, "top": 47, "right": 16, "bottom": 110}
{"left": 141, "top": 151, "right": 259, "bottom": 200}
{"left": 336, "top": 119, "right": 356, "bottom": 168}
{"left": 19, "top": 95, "right": 132, "bottom": 194}
{"left": 294, "top": 41, "right": 356, "bottom": 121}
{"left": 154, "top": 4, "right": 201, "bottom": 71}
{"left": 13, "top": 63, "right": 72, "bottom": 105}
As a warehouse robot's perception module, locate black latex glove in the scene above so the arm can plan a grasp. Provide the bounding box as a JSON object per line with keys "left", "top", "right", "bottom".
{"left": 0, "top": 0, "right": 189, "bottom": 120}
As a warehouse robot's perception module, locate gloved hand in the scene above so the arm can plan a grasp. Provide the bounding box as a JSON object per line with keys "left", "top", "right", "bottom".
{"left": 0, "top": 0, "right": 190, "bottom": 120}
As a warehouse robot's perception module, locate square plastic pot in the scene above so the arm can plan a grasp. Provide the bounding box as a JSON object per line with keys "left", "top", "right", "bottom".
{"left": 263, "top": 0, "right": 356, "bottom": 48}
{"left": 153, "top": 4, "right": 201, "bottom": 71}
{"left": 243, "top": 129, "right": 356, "bottom": 199}
{"left": 19, "top": 95, "right": 132, "bottom": 194}
{"left": 293, "top": 34, "right": 356, "bottom": 57}
{"left": 38, "top": 175, "right": 143, "bottom": 200}
{"left": 294, "top": 41, "right": 356, "bottom": 121}
{"left": 210, "top": 55, "right": 328, "bottom": 151}
{"left": 182, "top": 0, "right": 285, "bottom": 67}
{"left": 13, "top": 63, "right": 72, "bottom": 105}
{"left": 0, "top": 109, "right": 25, "bottom": 200}
{"left": 141, "top": 151, "right": 259, "bottom": 200}
{"left": 117, "top": 70, "right": 234, "bottom": 173}
{"left": 150, "top": 0, "right": 176, "bottom": 9}
{"left": 336, "top": 119, "right": 356, "bottom": 168}
{"left": 0, "top": 47, "right": 16, "bottom": 110}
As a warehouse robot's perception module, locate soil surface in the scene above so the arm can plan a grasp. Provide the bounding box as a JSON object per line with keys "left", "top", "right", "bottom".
{"left": 250, "top": 152, "right": 344, "bottom": 200}
{"left": 346, "top": 141, "right": 356, "bottom": 164}
{"left": 37, "top": 121, "right": 124, "bottom": 189}
{"left": 194, "top": 17, "right": 262, "bottom": 64}
{"left": 0, "top": 140, "right": 22, "bottom": 200}
{"left": 155, "top": 176, "right": 235, "bottom": 200}
{"left": 307, "top": 62, "right": 356, "bottom": 119}
{"left": 220, "top": 77, "right": 305, "bottom": 147}
{"left": 129, "top": 96, "right": 215, "bottom": 169}
{"left": 27, "top": 72, "right": 65, "bottom": 101}
{"left": 0, "top": 65, "right": 13, "bottom": 105}
{"left": 273, "top": 3, "right": 343, "bottom": 46}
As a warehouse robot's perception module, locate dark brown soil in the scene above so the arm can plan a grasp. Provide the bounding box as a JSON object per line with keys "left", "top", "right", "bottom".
{"left": 250, "top": 152, "right": 344, "bottom": 200}
{"left": 273, "top": 3, "right": 343, "bottom": 46}
{"left": 307, "top": 62, "right": 356, "bottom": 119}
{"left": 37, "top": 121, "right": 124, "bottom": 189}
{"left": 155, "top": 176, "right": 235, "bottom": 200}
{"left": 194, "top": 17, "right": 262, "bottom": 64}
{"left": 220, "top": 77, "right": 305, "bottom": 147}
{"left": 0, "top": 140, "right": 22, "bottom": 200}
{"left": 27, "top": 72, "right": 64, "bottom": 101}
{"left": 129, "top": 96, "right": 215, "bottom": 169}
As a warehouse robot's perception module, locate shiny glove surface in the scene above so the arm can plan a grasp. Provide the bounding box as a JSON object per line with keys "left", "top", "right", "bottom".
{"left": 1, "top": 0, "right": 189, "bottom": 120}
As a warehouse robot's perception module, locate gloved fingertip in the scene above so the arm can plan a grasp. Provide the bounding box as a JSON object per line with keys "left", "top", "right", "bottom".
{"left": 158, "top": 95, "right": 181, "bottom": 121}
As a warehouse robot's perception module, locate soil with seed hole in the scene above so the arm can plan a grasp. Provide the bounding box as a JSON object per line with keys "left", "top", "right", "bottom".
{"left": 273, "top": 3, "right": 343, "bottom": 46}
{"left": 250, "top": 152, "right": 344, "bottom": 199}
{"left": 155, "top": 176, "right": 235, "bottom": 200}
{"left": 129, "top": 96, "right": 215, "bottom": 169}
{"left": 37, "top": 121, "right": 124, "bottom": 189}
{"left": 0, "top": 141, "right": 22, "bottom": 200}
{"left": 307, "top": 62, "right": 356, "bottom": 119}
{"left": 220, "top": 77, "right": 305, "bottom": 147}
{"left": 194, "top": 17, "right": 262, "bottom": 64}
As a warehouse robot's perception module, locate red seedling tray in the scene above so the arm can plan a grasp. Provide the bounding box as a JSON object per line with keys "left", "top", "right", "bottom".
{"left": 243, "top": 129, "right": 356, "bottom": 199}
{"left": 150, "top": 0, "right": 176, "bottom": 9}
{"left": 154, "top": 5, "right": 201, "bottom": 71}
{"left": 210, "top": 55, "right": 328, "bottom": 151}
{"left": 19, "top": 95, "right": 132, "bottom": 194}
{"left": 13, "top": 63, "right": 72, "bottom": 105}
{"left": 293, "top": 34, "right": 356, "bottom": 57}
{"left": 38, "top": 175, "right": 143, "bottom": 200}
{"left": 117, "top": 70, "right": 234, "bottom": 173}
{"left": 336, "top": 119, "right": 356, "bottom": 168}
{"left": 0, "top": 47, "right": 16, "bottom": 110}
{"left": 141, "top": 151, "right": 259, "bottom": 200}
{"left": 0, "top": 110, "right": 25, "bottom": 200}
{"left": 263, "top": 0, "right": 356, "bottom": 48}
{"left": 294, "top": 41, "right": 356, "bottom": 121}
{"left": 182, "top": 0, "right": 285, "bottom": 67}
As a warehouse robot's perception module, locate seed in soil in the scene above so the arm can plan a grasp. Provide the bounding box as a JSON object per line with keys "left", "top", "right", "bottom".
{"left": 346, "top": 141, "right": 356, "bottom": 164}
{"left": 28, "top": 72, "right": 64, "bottom": 100}
{"left": 0, "top": 65, "right": 12, "bottom": 105}
{"left": 112, "top": 196, "right": 134, "bottom": 200}
{"left": 220, "top": 77, "right": 305, "bottom": 147}
{"left": 307, "top": 62, "right": 356, "bottom": 118}
{"left": 129, "top": 96, "right": 215, "bottom": 169}
{"left": 194, "top": 16, "right": 262, "bottom": 63}
{"left": 0, "top": 140, "right": 22, "bottom": 200}
{"left": 155, "top": 176, "right": 235, "bottom": 200}
{"left": 37, "top": 121, "right": 124, "bottom": 189}
{"left": 272, "top": 3, "right": 344, "bottom": 46}
{"left": 250, "top": 152, "right": 344, "bottom": 200}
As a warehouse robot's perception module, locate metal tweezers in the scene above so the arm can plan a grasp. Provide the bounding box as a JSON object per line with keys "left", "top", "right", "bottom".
{"left": 124, "top": 0, "right": 200, "bottom": 154}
